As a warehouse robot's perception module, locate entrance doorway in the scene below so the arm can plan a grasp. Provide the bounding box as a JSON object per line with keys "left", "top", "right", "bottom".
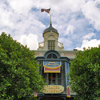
{"left": 41, "top": 97, "right": 64, "bottom": 100}
{"left": 40, "top": 97, "right": 74, "bottom": 100}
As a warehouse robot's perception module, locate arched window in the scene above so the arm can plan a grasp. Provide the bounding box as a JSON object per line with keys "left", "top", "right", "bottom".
{"left": 53, "top": 54, "right": 57, "bottom": 58}
{"left": 44, "top": 50, "right": 60, "bottom": 59}
{"left": 47, "top": 53, "right": 57, "bottom": 59}
{"left": 47, "top": 54, "right": 52, "bottom": 58}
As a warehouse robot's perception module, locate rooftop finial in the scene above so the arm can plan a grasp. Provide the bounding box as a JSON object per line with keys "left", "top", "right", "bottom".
{"left": 50, "top": 21, "right": 52, "bottom": 27}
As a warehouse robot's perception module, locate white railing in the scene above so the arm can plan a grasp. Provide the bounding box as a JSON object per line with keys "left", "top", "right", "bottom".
{"left": 58, "top": 42, "right": 64, "bottom": 49}
{"left": 38, "top": 41, "right": 64, "bottom": 50}
{"left": 39, "top": 42, "right": 44, "bottom": 48}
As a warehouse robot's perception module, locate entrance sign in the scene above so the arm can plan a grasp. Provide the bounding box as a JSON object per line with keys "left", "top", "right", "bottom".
{"left": 43, "top": 61, "right": 61, "bottom": 69}
{"left": 43, "top": 61, "right": 61, "bottom": 73}
{"left": 43, "top": 85, "right": 64, "bottom": 93}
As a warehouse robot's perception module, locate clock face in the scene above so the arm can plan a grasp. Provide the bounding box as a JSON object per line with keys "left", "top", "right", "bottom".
{"left": 43, "top": 61, "right": 61, "bottom": 68}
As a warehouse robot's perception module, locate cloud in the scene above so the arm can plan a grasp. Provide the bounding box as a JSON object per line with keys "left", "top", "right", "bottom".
{"left": 0, "top": 3, "right": 14, "bottom": 28}
{"left": 83, "top": 32, "right": 96, "bottom": 40}
{"left": 0, "top": 0, "right": 46, "bottom": 51}
{"left": 18, "top": 33, "right": 38, "bottom": 50}
{"left": 59, "top": 37, "right": 73, "bottom": 50}
{"left": 81, "top": 0, "right": 100, "bottom": 31}
{"left": 7, "top": 0, "right": 34, "bottom": 15}
{"left": 65, "top": 25, "right": 75, "bottom": 35}
{"left": 76, "top": 39, "right": 100, "bottom": 50}
{"left": 0, "top": 0, "right": 100, "bottom": 51}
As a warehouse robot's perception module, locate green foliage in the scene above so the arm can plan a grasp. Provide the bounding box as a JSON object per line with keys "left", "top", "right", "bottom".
{"left": 69, "top": 47, "right": 100, "bottom": 100}
{"left": 0, "top": 32, "right": 45, "bottom": 100}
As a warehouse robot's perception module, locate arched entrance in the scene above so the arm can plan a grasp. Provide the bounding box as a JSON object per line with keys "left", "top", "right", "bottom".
{"left": 41, "top": 97, "right": 64, "bottom": 100}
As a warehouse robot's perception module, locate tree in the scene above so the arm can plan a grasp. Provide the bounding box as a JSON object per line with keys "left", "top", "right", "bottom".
{"left": 0, "top": 32, "right": 45, "bottom": 100}
{"left": 69, "top": 47, "right": 100, "bottom": 100}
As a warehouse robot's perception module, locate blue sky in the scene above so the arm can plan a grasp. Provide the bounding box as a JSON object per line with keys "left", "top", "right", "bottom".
{"left": 0, "top": 0, "right": 100, "bottom": 50}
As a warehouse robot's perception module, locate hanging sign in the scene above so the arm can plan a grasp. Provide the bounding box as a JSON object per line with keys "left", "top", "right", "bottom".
{"left": 43, "top": 61, "right": 61, "bottom": 73}
{"left": 43, "top": 85, "right": 64, "bottom": 94}
{"left": 44, "top": 67, "right": 60, "bottom": 73}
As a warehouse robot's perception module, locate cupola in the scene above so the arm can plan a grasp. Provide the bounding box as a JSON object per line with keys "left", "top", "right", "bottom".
{"left": 43, "top": 23, "right": 59, "bottom": 37}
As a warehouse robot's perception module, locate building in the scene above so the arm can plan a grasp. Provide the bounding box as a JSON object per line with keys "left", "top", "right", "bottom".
{"left": 35, "top": 23, "right": 77, "bottom": 100}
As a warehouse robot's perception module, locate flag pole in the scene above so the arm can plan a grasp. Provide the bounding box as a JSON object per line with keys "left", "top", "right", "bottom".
{"left": 50, "top": 7, "right": 52, "bottom": 26}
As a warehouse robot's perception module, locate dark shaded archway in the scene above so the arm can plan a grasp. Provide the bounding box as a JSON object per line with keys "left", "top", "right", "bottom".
{"left": 40, "top": 97, "right": 74, "bottom": 100}
{"left": 41, "top": 97, "right": 64, "bottom": 100}
{"left": 66, "top": 97, "right": 74, "bottom": 100}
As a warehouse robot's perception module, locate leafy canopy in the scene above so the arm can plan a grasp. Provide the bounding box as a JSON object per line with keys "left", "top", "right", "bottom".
{"left": 70, "top": 47, "right": 100, "bottom": 100}
{"left": 0, "top": 32, "right": 45, "bottom": 100}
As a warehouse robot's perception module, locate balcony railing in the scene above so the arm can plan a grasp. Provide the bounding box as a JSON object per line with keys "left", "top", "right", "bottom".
{"left": 39, "top": 42, "right": 44, "bottom": 48}
{"left": 58, "top": 42, "right": 64, "bottom": 49}
{"left": 38, "top": 41, "right": 64, "bottom": 50}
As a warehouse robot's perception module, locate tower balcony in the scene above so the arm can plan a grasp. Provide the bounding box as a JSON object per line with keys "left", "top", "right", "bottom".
{"left": 38, "top": 41, "right": 64, "bottom": 50}
{"left": 58, "top": 42, "right": 64, "bottom": 50}
{"left": 38, "top": 42, "right": 44, "bottom": 49}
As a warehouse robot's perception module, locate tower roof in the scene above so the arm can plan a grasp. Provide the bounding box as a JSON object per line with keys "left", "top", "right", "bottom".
{"left": 43, "top": 23, "right": 59, "bottom": 36}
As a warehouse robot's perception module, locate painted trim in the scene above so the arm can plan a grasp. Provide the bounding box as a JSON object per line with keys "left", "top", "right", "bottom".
{"left": 34, "top": 95, "right": 37, "bottom": 97}
{"left": 66, "top": 86, "right": 71, "bottom": 98}
{"left": 44, "top": 71, "right": 60, "bottom": 73}
{"left": 34, "top": 92, "right": 38, "bottom": 97}
{"left": 43, "top": 65, "right": 61, "bottom": 69}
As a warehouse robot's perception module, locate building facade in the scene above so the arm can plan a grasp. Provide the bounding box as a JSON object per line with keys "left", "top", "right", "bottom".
{"left": 35, "top": 23, "right": 77, "bottom": 100}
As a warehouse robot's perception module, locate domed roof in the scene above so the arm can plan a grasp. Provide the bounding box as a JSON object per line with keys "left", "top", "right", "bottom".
{"left": 43, "top": 23, "right": 59, "bottom": 35}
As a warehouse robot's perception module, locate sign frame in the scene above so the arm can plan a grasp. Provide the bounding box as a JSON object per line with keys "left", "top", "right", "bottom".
{"left": 43, "top": 61, "right": 61, "bottom": 73}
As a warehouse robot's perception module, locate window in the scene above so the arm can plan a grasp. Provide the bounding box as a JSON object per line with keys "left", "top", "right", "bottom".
{"left": 47, "top": 53, "right": 57, "bottom": 59}
{"left": 53, "top": 54, "right": 57, "bottom": 58}
{"left": 48, "top": 40, "right": 55, "bottom": 50}
{"left": 44, "top": 73, "right": 62, "bottom": 85}
{"left": 57, "top": 73, "right": 61, "bottom": 85}
{"left": 47, "top": 54, "right": 57, "bottom": 59}
{"left": 49, "top": 73, "right": 56, "bottom": 85}
{"left": 47, "top": 54, "right": 52, "bottom": 58}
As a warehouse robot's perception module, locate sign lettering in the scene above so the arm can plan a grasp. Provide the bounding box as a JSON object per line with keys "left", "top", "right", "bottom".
{"left": 43, "top": 85, "right": 64, "bottom": 94}
{"left": 43, "top": 61, "right": 61, "bottom": 69}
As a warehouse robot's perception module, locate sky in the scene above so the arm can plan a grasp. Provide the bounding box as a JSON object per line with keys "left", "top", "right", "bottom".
{"left": 0, "top": 0, "right": 100, "bottom": 50}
